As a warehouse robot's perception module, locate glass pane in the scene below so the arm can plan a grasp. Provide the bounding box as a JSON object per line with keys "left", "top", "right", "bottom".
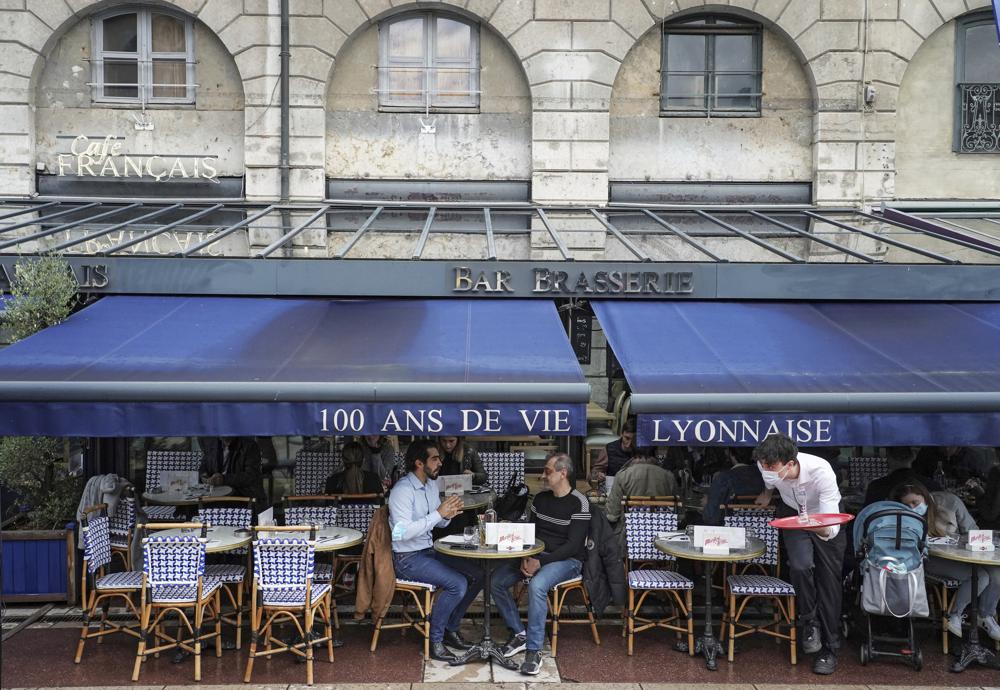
{"left": 151, "top": 13, "right": 186, "bottom": 53}
{"left": 388, "top": 17, "right": 424, "bottom": 59}
{"left": 386, "top": 67, "right": 424, "bottom": 105}
{"left": 964, "top": 23, "right": 1000, "bottom": 83}
{"left": 434, "top": 69, "right": 473, "bottom": 105}
{"left": 666, "top": 34, "right": 705, "bottom": 72}
{"left": 714, "top": 34, "right": 755, "bottom": 71}
{"left": 715, "top": 73, "right": 756, "bottom": 110}
{"left": 152, "top": 59, "right": 186, "bottom": 98}
{"left": 104, "top": 59, "right": 138, "bottom": 98}
{"left": 663, "top": 74, "right": 705, "bottom": 110}
{"left": 103, "top": 13, "right": 138, "bottom": 52}
{"left": 436, "top": 18, "right": 471, "bottom": 59}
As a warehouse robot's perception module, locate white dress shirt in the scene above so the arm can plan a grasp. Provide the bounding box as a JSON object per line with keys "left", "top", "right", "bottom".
{"left": 762, "top": 452, "right": 843, "bottom": 540}
{"left": 387, "top": 472, "right": 450, "bottom": 552}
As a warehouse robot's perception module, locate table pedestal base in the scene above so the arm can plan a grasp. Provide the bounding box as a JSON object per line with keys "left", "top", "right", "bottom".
{"left": 674, "top": 633, "right": 725, "bottom": 671}
{"left": 454, "top": 641, "right": 519, "bottom": 670}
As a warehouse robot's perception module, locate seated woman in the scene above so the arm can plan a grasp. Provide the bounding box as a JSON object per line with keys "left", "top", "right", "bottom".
{"left": 325, "top": 441, "right": 384, "bottom": 495}
{"left": 890, "top": 481, "right": 1000, "bottom": 640}
{"left": 438, "top": 436, "right": 487, "bottom": 485}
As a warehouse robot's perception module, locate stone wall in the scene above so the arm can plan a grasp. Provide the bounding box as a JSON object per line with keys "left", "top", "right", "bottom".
{"left": 0, "top": 0, "right": 992, "bottom": 205}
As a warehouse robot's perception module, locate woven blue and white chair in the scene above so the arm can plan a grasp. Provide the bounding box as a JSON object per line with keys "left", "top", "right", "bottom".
{"left": 848, "top": 456, "right": 889, "bottom": 491}
{"left": 284, "top": 496, "right": 339, "bottom": 585}
{"left": 926, "top": 573, "right": 961, "bottom": 654}
{"left": 622, "top": 498, "right": 694, "bottom": 656}
{"left": 74, "top": 504, "right": 143, "bottom": 664}
{"left": 547, "top": 571, "right": 601, "bottom": 657}
{"left": 131, "top": 522, "right": 222, "bottom": 682}
{"left": 144, "top": 450, "right": 202, "bottom": 521}
{"left": 479, "top": 451, "right": 524, "bottom": 493}
{"left": 292, "top": 450, "right": 341, "bottom": 496}
{"left": 108, "top": 488, "right": 136, "bottom": 570}
{"left": 722, "top": 505, "right": 796, "bottom": 664}
{"left": 331, "top": 494, "right": 383, "bottom": 598}
{"left": 245, "top": 526, "right": 334, "bottom": 687}
{"left": 197, "top": 496, "right": 254, "bottom": 649}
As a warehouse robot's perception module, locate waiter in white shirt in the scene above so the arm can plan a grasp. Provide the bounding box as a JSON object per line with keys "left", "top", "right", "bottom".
{"left": 753, "top": 433, "right": 845, "bottom": 676}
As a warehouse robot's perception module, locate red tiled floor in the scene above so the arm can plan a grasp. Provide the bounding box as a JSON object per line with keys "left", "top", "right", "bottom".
{"left": 1, "top": 624, "right": 424, "bottom": 687}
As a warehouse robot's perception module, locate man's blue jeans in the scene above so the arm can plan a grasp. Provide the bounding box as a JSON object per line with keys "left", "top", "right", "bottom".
{"left": 491, "top": 556, "right": 582, "bottom": 652}
{"left": 393, "top": 548, "right": 483, "bottom": 644}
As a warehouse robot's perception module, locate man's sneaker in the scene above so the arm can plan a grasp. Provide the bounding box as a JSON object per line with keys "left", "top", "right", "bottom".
{"left": 501, "top": 631, "right": 526, "bottom": 658}
{"left": 812, "top": 649, "right": 837, "bottom": 675}
{"left": 801, "top": 625, "right": 822, "bottom": 654}
{"left": 520, "top": 650, "right": 542, "bottom": 676}
{"left": 981, "top": 615, "right": 1000, "bottom": 641}
{"left": 947, "top": 612, "right": 966, "bottom": 637}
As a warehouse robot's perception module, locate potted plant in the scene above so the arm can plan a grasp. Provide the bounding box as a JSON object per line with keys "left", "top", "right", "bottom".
{"left": 0, "top": 255, "right": 82, "bottom": 603}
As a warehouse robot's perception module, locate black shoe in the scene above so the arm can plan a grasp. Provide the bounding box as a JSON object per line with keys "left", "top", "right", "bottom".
{"left": 500, "top": 630, "right": 527, "bottom": 658}
{"left": 430, "top": 641, "right": 460, "bottom": 663}
{"left": 444, "top": 629, "right": 474, "bottom": 650}
{"left": 813, "top": 649, "right": 837, "bottom": 675}
{"left": 520, "top": 650, "right": 542, "bottom": 676}
{"left": 802, "top": 625, "right": 822, "bottom": 654}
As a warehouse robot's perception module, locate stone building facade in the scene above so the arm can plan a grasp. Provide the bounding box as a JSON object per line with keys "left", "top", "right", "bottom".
{"left": 0, "top": 0, "right": 997, "bottom": 206}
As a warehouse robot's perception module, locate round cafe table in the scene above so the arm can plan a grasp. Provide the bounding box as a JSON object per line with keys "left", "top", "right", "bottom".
{"left": 434, "top": 537, "right": 544, "bottom": 670}
{"left": 142, "top": 485, "right": 232, "bottom": 506}
{"left": 655, "top": 535, "right": 765, "bottom": 671}
{"left": 152, "top": 524, "right": 251, "bottom": 553}
{"left": 928, "top": 542, "right": 1000, "bottom": 672}
{"left": 276, "top": 526, "right": 365, "bottom": 552}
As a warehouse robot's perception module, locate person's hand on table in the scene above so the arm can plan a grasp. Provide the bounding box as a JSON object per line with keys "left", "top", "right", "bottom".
{"left": 437, "top": 495, "right": 463, "bottom": 519}
{"left": 206, "top": 473, "right": 224, "bottom": 487}
{"left": 520, "top": 557, "right": 540, "bottom": 577}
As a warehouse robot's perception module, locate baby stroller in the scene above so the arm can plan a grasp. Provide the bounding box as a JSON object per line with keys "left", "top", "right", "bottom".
{"left": 851, "top": 501, "right": 928, "bottom": 670}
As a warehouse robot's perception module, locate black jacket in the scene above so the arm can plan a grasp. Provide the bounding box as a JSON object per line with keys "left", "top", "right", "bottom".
{"left": 199, "top": 437, "right": 267, "bottom": 507}
{"left": 583, "top": 505, "right": 626, "bottom": 617}
{"left": 605, "top": 439, "right": 654, "bottom": 477}
{"left": 325, "top": 470, "right": 383, "bottom": 495}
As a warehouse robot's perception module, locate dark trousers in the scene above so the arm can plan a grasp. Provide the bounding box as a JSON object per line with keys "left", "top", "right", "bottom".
{"left": 781, "top": 524, "right": 847, "bottom": 653}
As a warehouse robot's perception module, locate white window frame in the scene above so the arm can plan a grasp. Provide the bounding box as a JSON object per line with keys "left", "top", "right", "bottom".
{"left": 91, "top": 7, "right": 195, "bottom": 106}
{"left": 378, "top": 12, "right": 480, "bottom": 112}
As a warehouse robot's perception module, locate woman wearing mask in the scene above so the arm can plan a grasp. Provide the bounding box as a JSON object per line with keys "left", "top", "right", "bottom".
{"left": 438, "top": 436, "right": 488, "bottom": 485}
{"left": 889, "top": 482, "right": 1000, "bottom": 640}
{"left": 325, "top": 441, "right": 383, "bottom": 495}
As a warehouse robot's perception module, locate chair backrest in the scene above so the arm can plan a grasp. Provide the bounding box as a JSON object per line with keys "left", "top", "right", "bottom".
{"left": 197, "top": 497, "right": 254, "bottom": 528}
{"left": 848, "top": 456, "right": 889, "bottom": 490}
{"left": 82, "top": 512, "right": 112, "bottom": 574}
{"left": 392, "top": 451, "right": 406, "bottom": 478}
{"left": 623, "top": 502, "right": 678, "bottom": 564}
{"left": 108, "top": 490, "right": 136, "bottom": 539}
{"left": 333, "top": 495, "right": 383, "bottom": 534}
{"left": 145, "top": 450, "right": 203, "bottom": 491}
{"left": 253, "top": 526, "right": 316, "bottom": 589}
{"left": 284, "top": 495, "right": 338, "bottom": 526}
{"left": 143, "top": 531, "right": 207, "bottom": 601}
{"left": 293, "top": 451, "right": 341, "bottom": 496}
{"left": 480, "top": 451, "right": 524, "bottom": 493}
{"left": 723, "top": 505, "right": 779, "bottom": 567}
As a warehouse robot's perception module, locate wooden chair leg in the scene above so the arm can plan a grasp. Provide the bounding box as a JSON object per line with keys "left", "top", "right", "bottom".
{"left": 941, "top": 586, "right": 950, "bottom": 655}
{"left": 132, "top": 602, "right": 151, "bottom": 681}
{"left": 244, "top": 604, "right": 263, "bottom": 683}
{"left": 551, "top": 587, "right": 561, "bottom": 658}
{"left": 424, "top": 589, "right": 432, "bottom": 661}
{"left": 789, "top": 596, "right": 797, "bottom": 665}
{"left": 215, "top": 593, "right": 223, "bottom": 658}
{"left": 74, "top": 590, "right": 96, "bottom": 663}
{"left": 193, "top": 603, "right": 203, "bottom": 682}
{"left": 582, "top": 585, "right": 601, "bottom": 645}
{"left": 686, "top": 590, "right": 695, "bottom": 656}
{"left": 627, "top": 588, "right": 635, "bottom": 656}
{"left": 305, "top": 604, "right": 315, "bottom": 687}
{"left": 727, "top": 594, "right": 737, "bottom": 662}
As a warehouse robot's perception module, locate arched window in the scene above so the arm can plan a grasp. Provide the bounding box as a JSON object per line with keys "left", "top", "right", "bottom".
{"left": 661, "top": 15, "right": 762, "bottom": 117}
{"left": 955, "top": 13, "right": 1000, "bottom": 153}
{"left": 92, "top": 7, "right": 195, "bottom": 105}
{"left": 378, "top": 12, "right": 480, "bottom": 111}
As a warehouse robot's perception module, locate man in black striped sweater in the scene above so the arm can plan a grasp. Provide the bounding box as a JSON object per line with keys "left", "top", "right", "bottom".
{"left": 491, "top": 451, "right": 590, "bottom": 675}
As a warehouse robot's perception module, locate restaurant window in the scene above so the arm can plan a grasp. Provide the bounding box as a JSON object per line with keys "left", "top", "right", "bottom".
{"left": 955, "top": 13, "right": 1000, "bottom": 153}
{"left": 378, "top": 12, "right": 480, "bottom": 111}
{"left": 92, "top": 7, "right": 195, "bottom": 105}
{"left": 660, "top": 15, "right": 762, "bottom": 117}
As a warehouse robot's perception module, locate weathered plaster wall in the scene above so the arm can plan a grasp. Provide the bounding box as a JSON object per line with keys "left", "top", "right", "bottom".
{"left": 609, "top": 25, "right": 813, "bottom": 183}
{"left": 895, "top": 19, "right": 1000, "bottom": 200}
{"left": 325, "top": 21, "right": 531, "bottom": 181}
{"left": 35, "top": 18, "right": 245, "bottom": 178}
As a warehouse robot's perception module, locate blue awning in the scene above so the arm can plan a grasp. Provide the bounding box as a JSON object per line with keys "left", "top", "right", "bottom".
{"left": 592, "top": 301, "right": 1000, "bottom": 446}
{"left": 0, "top": 296, "right": 588, "bottom": 437}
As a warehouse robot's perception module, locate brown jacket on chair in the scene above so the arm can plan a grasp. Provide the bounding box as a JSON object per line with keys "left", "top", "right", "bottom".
{"left": 354, "top": 505, "right": 396, "bottom": 619}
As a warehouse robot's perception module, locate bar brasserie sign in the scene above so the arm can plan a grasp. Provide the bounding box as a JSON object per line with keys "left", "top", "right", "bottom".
{"left": 453, "top": 266, "right": 694, "bottom": 296}
{"left": 56, "top": 135, "right": 219, "bottom": 183}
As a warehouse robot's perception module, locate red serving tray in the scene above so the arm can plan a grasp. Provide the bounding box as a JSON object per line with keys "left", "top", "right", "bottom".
{"left": 769, "top": 513, "right": 855, "bottom": 530}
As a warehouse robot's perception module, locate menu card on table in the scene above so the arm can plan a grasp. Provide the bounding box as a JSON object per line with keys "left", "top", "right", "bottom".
{"left": 967, "top": 529, "right": 995, "bottom": 552}
{"left": 161, "top": 470, "right": 198, "bottom": 493}
{"left": 438, "top": 474, "right": 473, "bottom": 495}
{"left": 486, "top": 522, "right": 535, "bottom": 548}
{"left": 694, "top": 526, "right": 746, "bottom": 556}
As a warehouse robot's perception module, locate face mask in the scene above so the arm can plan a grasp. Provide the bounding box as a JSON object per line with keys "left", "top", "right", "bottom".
{"left": 912, "top": 502, "right": 928, "bottom": 516}
{"left": 758, "top": 462, "right": 790, "bottom": 483}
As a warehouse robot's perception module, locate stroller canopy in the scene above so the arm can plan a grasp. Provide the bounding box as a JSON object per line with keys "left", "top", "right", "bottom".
{"left": 853, "top": 500, "right": 927, "bottom": 572}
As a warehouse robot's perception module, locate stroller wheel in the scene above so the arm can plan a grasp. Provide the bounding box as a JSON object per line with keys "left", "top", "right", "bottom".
{"left": 859, "top": 644, "right": 870, "bottom": 666}
{"left": 912, "top": 650, "right": 922, "bottom": 671}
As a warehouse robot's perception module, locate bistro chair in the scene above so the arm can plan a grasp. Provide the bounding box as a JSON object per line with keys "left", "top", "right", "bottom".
{"left": 926, "top": 573, "right": 961, "bottom": 654}
{"left": 547, "top": 574, "right": 601, "bottom": 657}
{"left": 74, "top": 504, "right": 143, "bottom": 663}
{"left": 367, "top": 506, "right": 437, "bottom": 660}
{"left": 331, "top": 493, "right": 383, "bottom": 601}
{"left": 848, "top": 456, "right": 889, "bottom": 491}
{"left": 292, "top": 450, "right": 342, "bottom": 496}
{"left": 722, "top": 504, "right": 797, "bottom": 665}
{"left": 284, "top": 495, "right": 339, "bottom": 586}
{"left": 108, "top": 487, "right": 137, "bottom": 570}
{"left": 197, "top": 495, "right": 254, "bottom": 649}
{"left": 622, "top": 498, "right": 694, "bottom": 656}
{"left": 479, "top": 451, "right": 525, "bottom": 494}
{"left": 132, "top": 522, "right": 223, "bottom": 682}
{"left": 244, "top": 525, "right": 335, "bottom": 687}
{"left": 144, "top": 450, "right": 203, "bottom": 521}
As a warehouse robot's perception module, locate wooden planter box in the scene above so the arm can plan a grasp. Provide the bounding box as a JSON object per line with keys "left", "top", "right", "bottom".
{"left": 1, "top": 526, "right": 76, "bottom": 603}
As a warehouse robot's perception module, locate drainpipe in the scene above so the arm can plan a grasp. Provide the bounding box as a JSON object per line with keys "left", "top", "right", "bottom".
{"left": 279, "top": 0, "right": 290, "bottom": 203}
